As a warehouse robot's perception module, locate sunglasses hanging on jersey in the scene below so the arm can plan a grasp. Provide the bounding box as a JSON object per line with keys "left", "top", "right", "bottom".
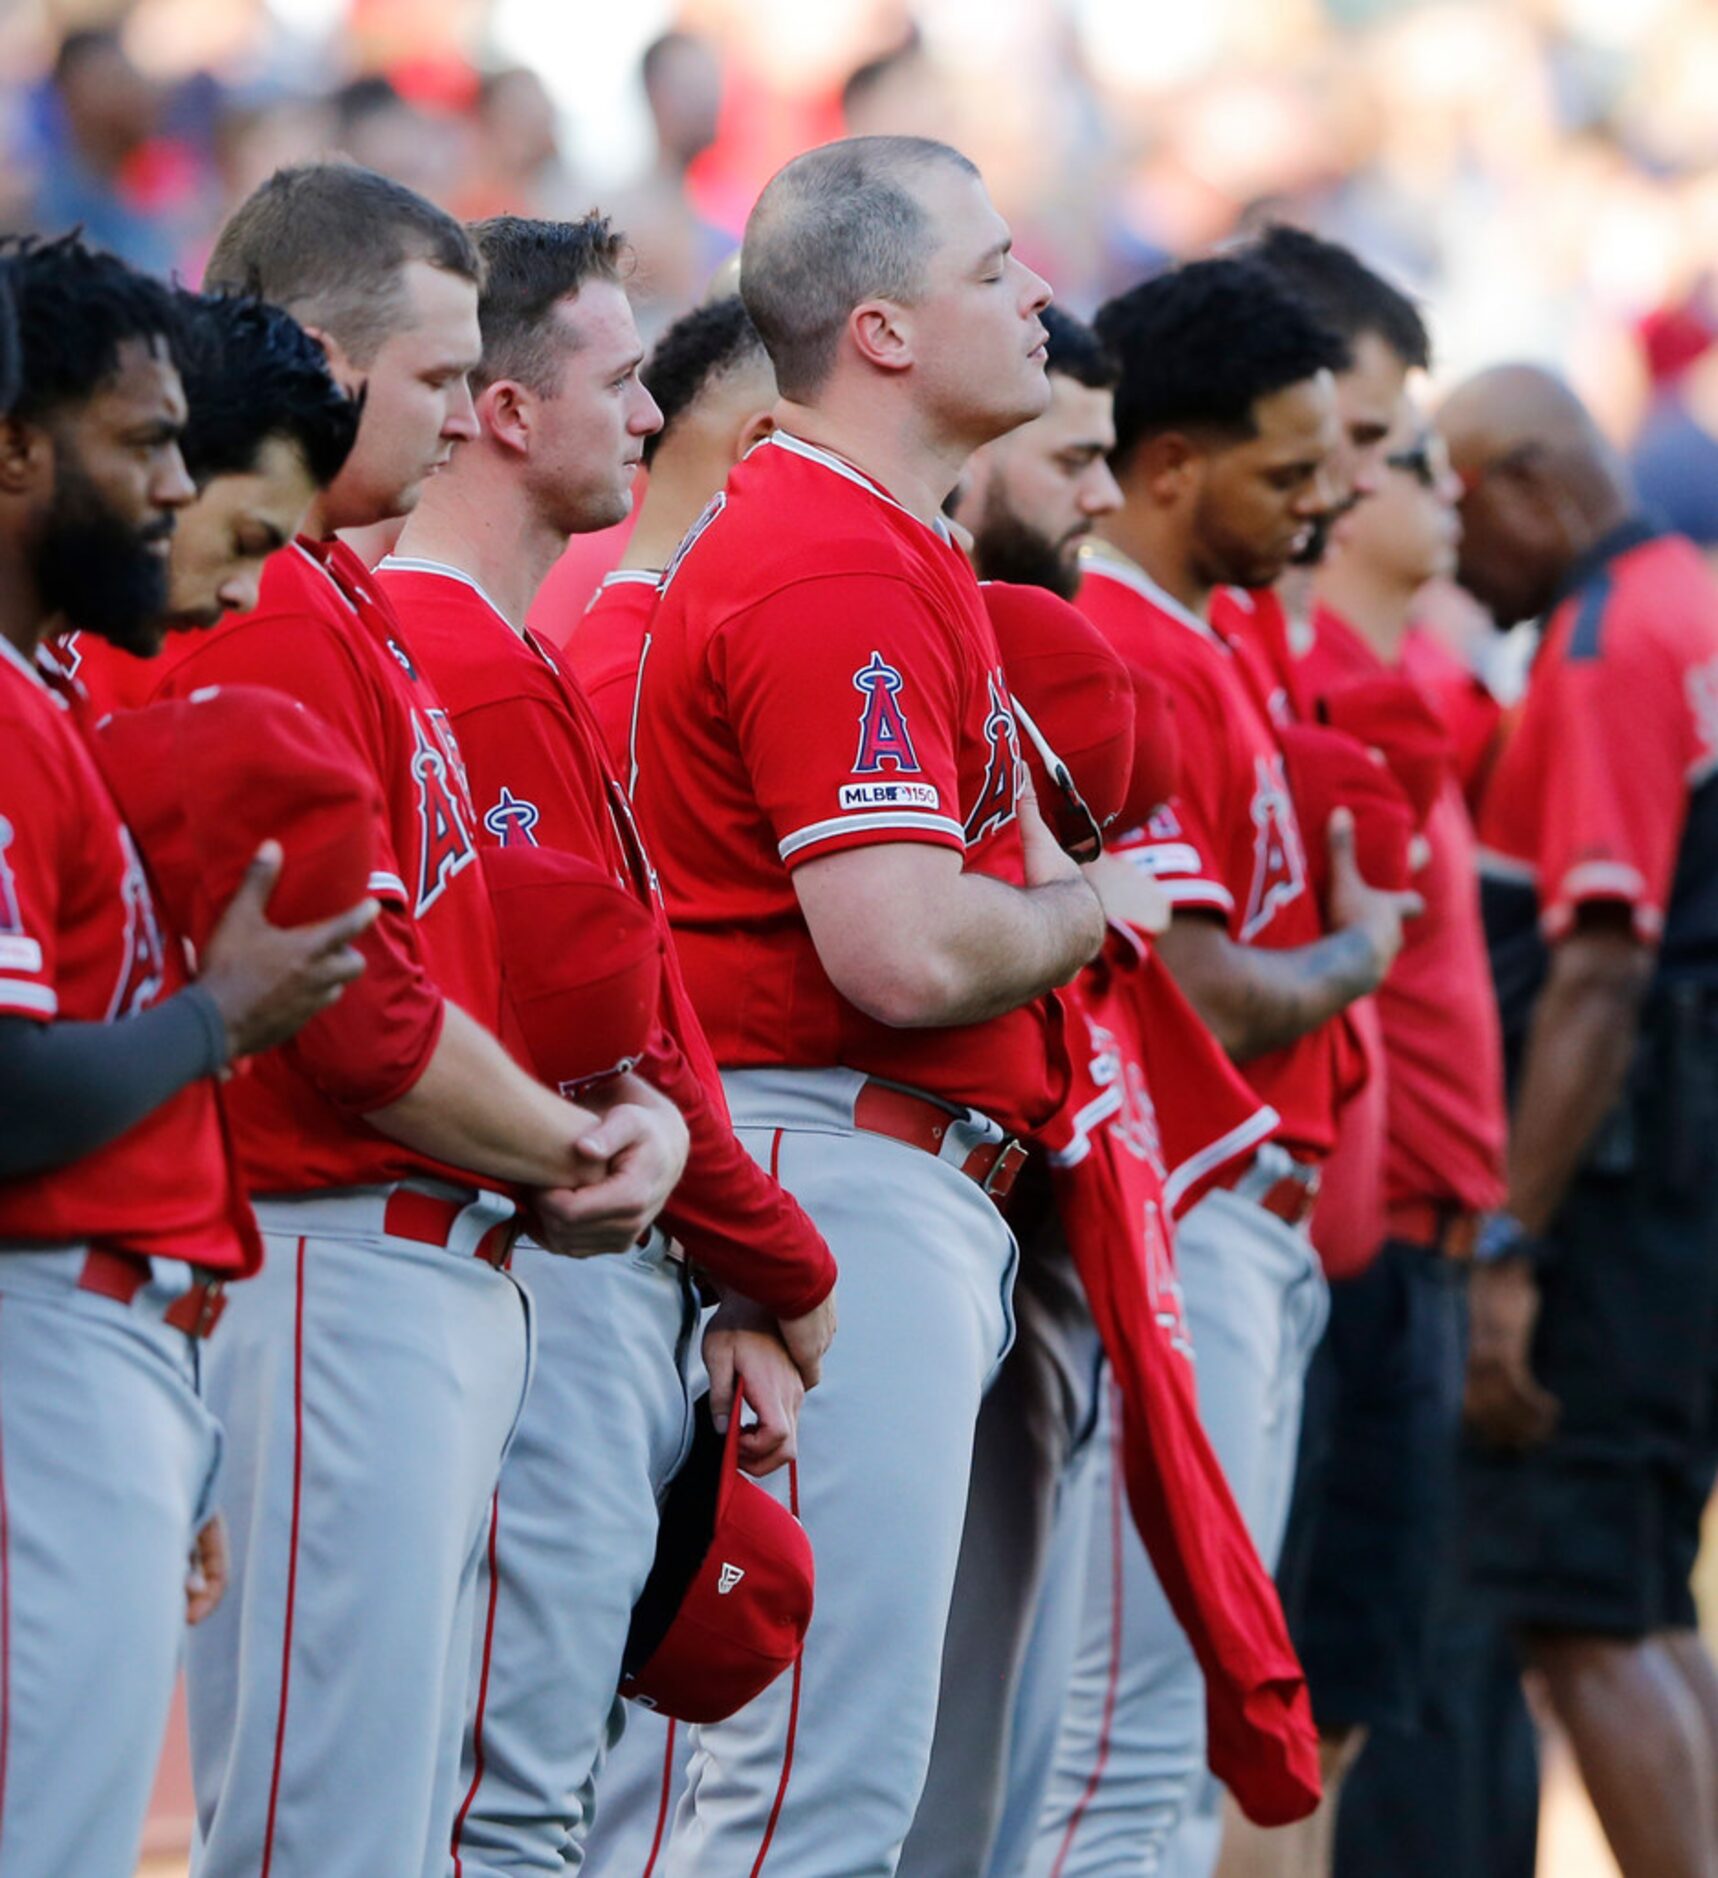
{"left": 1011, "top": 697, "right": 1105, "bottom": 864}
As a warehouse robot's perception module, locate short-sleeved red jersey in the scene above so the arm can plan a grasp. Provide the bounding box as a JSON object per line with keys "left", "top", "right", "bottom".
{"left": 630, "top": 432, "right": 1066, "bottom": 1136}
{"left": 0, "top": 639, "right": 258, "bottom": 1270}
{"left": 1479, "top": 522, "right": 1718, "bottom": 1059}
{"left": 120, "top": 538, "right": 506, "bottom": 1197}
{"left": 563, "top": 569, "right": 662, "bottom": 778}
{"left": 376, "top": 556, "right": 837, "bottom": 1315}
{"left": 1304, "top": 609, "right": 1507, "bottom": 1223}
{"left": 1075, "top": 553, "right": 1341, "bottom": 1157}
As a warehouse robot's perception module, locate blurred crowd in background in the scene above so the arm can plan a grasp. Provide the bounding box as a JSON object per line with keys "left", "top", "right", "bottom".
{"left": 7, "top": 0, "right": 1718, "bottom": 548}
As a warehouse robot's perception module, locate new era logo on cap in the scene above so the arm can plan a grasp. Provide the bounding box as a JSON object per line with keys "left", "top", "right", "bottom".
{"left": 717, "top": 1563, "right": 745, "bottom": 1596}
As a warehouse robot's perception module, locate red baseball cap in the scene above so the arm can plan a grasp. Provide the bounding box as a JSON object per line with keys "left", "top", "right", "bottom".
{"left": 621, "top": 1383, "right": 816, "bottom": 1724}
{"left": 480, "top": 844, "right": 662, "bottom": 1096}
{"left": 1118, "top": 661, "right": 1180, "bottom": 833}
{"left": 982, "top": 581, "right": 1136, "bottom": 858}
{"left": 1316, "top": 673, "right": 1449, "bottom": 829}
{"left": 90, "top": 684, "right": 380, "bottom": 949}
{"left": 1278, "top": 721, "right": 1415, "bottom": 908}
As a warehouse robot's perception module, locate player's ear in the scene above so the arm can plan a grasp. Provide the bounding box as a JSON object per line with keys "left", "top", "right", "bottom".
{"left": 478, "top": 377, "right": 530, "bottom": 456}
{"left": 0, "top": 415, "right": 47, "bottom": 497}
{"left": 300, "top": 325, "right": 361, "bottom": 398}
{"left": 733, "top": 408, "right": 775, "bottom": 460}
{"left": 1142, "top": 432, "right": 1197, "bottom": 508}
{"left": 850, "top": 298, "right": 913, "bottom": 376}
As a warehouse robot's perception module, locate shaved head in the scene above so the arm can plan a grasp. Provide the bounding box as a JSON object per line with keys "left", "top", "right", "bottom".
{"left": 740, "top": 135, "right": 977, "bottom": 400}
{"left": 1439, "top": 362, "right": 1632, "bottom": 625}
{"left": 1438, "top": 363, "right": 1608, "bottom": 471}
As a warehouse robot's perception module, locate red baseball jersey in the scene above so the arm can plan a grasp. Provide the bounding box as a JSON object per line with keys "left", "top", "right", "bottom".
{"left": 1210, "top": 584, "right": 1310, "bottom": 725}
{"left": 41, "top": 629, "right": 155, "bottom": 717}
{"left": 1076, "top": 554, "right": 1341, "bottom": 1157}
{"left": 0, "top": 639, "right": 258, "bottom": 1271}
{"left": 376, "top": 556, "right": 837, "bottom": 1317}
{"left": 563, "top": 569, "right": 663, "bottom": 777}
{"left": 1478, "top": 521, "right": 1718, "bottom": 1051}
{"left": 125, "top": 538, "right": 504, "bottom": 1197}
{"left": 629, "top": 432, "right": 1066, "bottom": 1137}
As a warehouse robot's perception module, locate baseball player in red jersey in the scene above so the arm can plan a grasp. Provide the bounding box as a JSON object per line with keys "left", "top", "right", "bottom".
{"left": 899, "top": 305, "right": 1129, "bottom": 1878}
{"left": 1024, "top": 260, "right": 1419, "bottom": 1878}
{"left": 0, "top": 237, "right": 375, "bottom": 1878}
{"left": 100, "top": 167, "right": 688, "bottom": 1878}
{"left": 373, "top": 213, "right": 837, "bottom": 1876}
{"left": 565, "top": 294, "right": 778, "bottom": 773}
{"left": 1442, "top": 366, "right": 1718, "bottom": 1878}
{"left": 53, "top": 291, "right": 364, "bottom": 714}
{"left": 629, "top": 136, "right": 1106, "bottom": 1876}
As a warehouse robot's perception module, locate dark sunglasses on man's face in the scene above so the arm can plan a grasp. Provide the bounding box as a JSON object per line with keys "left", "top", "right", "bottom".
{"left": 1386, "top": 442, "right": 1441, "bottom": 489}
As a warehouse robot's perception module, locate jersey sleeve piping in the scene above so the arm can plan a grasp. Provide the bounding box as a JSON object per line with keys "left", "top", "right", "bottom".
{"left": 778, "top": 809, "right": 966, "bottom": 864}
{"left": 0, "top": 980, "right": 56, "bottom": 1018}
{"left": 1541, "top": 861, "right": 1662, "bottom": 943}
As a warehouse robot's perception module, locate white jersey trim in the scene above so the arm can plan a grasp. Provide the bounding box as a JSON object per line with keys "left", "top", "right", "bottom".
{"left": 376, "top": 555, "right": 519, "bottom": 633}
{"left": 762, "top": 433, "right": 955, "bottom": 546}
{"left": 0, "top": 635, "right": 55, "bottom": 698}
{"left": 1162, "top": 1105, "right": 1282, "bottom": 1216}
{"left": 292, "top": 541, "right": 361, "bottom": 616}
{"left": 1077, "top": 551, "right": 1225, "bottom": 647}
{"left": 1160, "top": 877, "right": 1237, "bottom": 914}
{"left": 778, "top": 810, "right": 966, "bottom": 861}
{"left": 0, "top": 979, "right": 56, "bottom": 1017}
{"left": 595, "top": 568, "right": 663, "bottom": 594}
{"left": 367, "top": 870, "right": 409, "bottom": 902}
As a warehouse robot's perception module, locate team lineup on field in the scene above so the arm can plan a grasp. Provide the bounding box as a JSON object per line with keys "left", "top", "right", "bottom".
{"left": 3, "top": 75, "right": 1718, "bottom": 1878}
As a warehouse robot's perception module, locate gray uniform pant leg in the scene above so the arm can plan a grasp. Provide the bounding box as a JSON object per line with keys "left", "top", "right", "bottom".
{"left": 899, "top": 1189, "right": 1104, "bottom": 1878}
{"left": 659, "top": 1067, "right": 1017, "bottom": 1878}
{"left": 449, "top": 1234, "right": 698, "bottom": 1877}
{"left": 1025, "top": 1191, "right": 1327, "bottom": 1878}
{"left": 187, "top": 1208, "right": 532, "bottom": 1878}
{"left": 0, "top": 1254, "right": 220, "bottom": 1878}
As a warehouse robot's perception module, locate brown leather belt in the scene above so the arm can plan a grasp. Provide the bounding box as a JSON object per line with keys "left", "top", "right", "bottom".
{"left": 1253, "top": 1173, "right": 1321, "bottom": 1230}
{"left": 78, "top": 1247, "right": 228, "bottom": 1339}
{"left": 1387, "top": 1199, "right": 1479, "bottom": 1261}
{"left": 852, "top": 1080, "right": 1028, "bottom": 1208}
{"left": 382, "top": 1186, "right": 517, "bottom": 1268}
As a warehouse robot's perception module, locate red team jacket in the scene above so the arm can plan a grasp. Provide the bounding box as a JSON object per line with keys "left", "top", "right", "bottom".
{"left": 628, "top": 432, "right": 1067, "bottom": 1137}
{"left": 375, "top": 555, "right": 836, "bottom": 1318}
{"left": 0, "top": 638, "right": 259, "bottom": 1272}
{"left": 81, "top": 539, "right": 503, "bottom": 1198}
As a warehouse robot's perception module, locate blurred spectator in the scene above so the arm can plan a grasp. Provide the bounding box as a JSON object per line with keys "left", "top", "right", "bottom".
{"left": 452, "top": 66, "right": 570, "bottom": 219}
{"left": 20, "top": 27, "right": 190, "bottom": 275}
{"left": 614, "top": 29, "right": 734, "bottom": 337}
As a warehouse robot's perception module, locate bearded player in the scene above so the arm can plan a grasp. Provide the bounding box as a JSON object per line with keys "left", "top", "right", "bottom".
{"left": 375, "top": 211, "right": 838, "bottom": 1875}
{"left": 0, "top": 234, "right": 372, "bottom": 1877}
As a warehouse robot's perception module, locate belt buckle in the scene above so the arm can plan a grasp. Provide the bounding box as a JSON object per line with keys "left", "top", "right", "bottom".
{"left": 981, "top": 1137, "right": 1028, "bottom": 1200}
{"left": 166, "top": 1277, "right": 227, "bottom": 1340}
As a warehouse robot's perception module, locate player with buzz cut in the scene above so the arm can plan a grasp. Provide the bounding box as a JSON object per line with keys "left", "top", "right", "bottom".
{"left": 626, "top": 134, "right": 1106, "bottom": 1876}
{"left": 375, "top": 211, "right": 838, "bottom": 1877}
{"left": 0, "top": 233, "right": 376, "bottom": 1878}
{"left": 565, "top": 291, "right": 778, "bottom": 771}
{"left": 119, "top": 164, "right": 689, "bottom": 1878}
